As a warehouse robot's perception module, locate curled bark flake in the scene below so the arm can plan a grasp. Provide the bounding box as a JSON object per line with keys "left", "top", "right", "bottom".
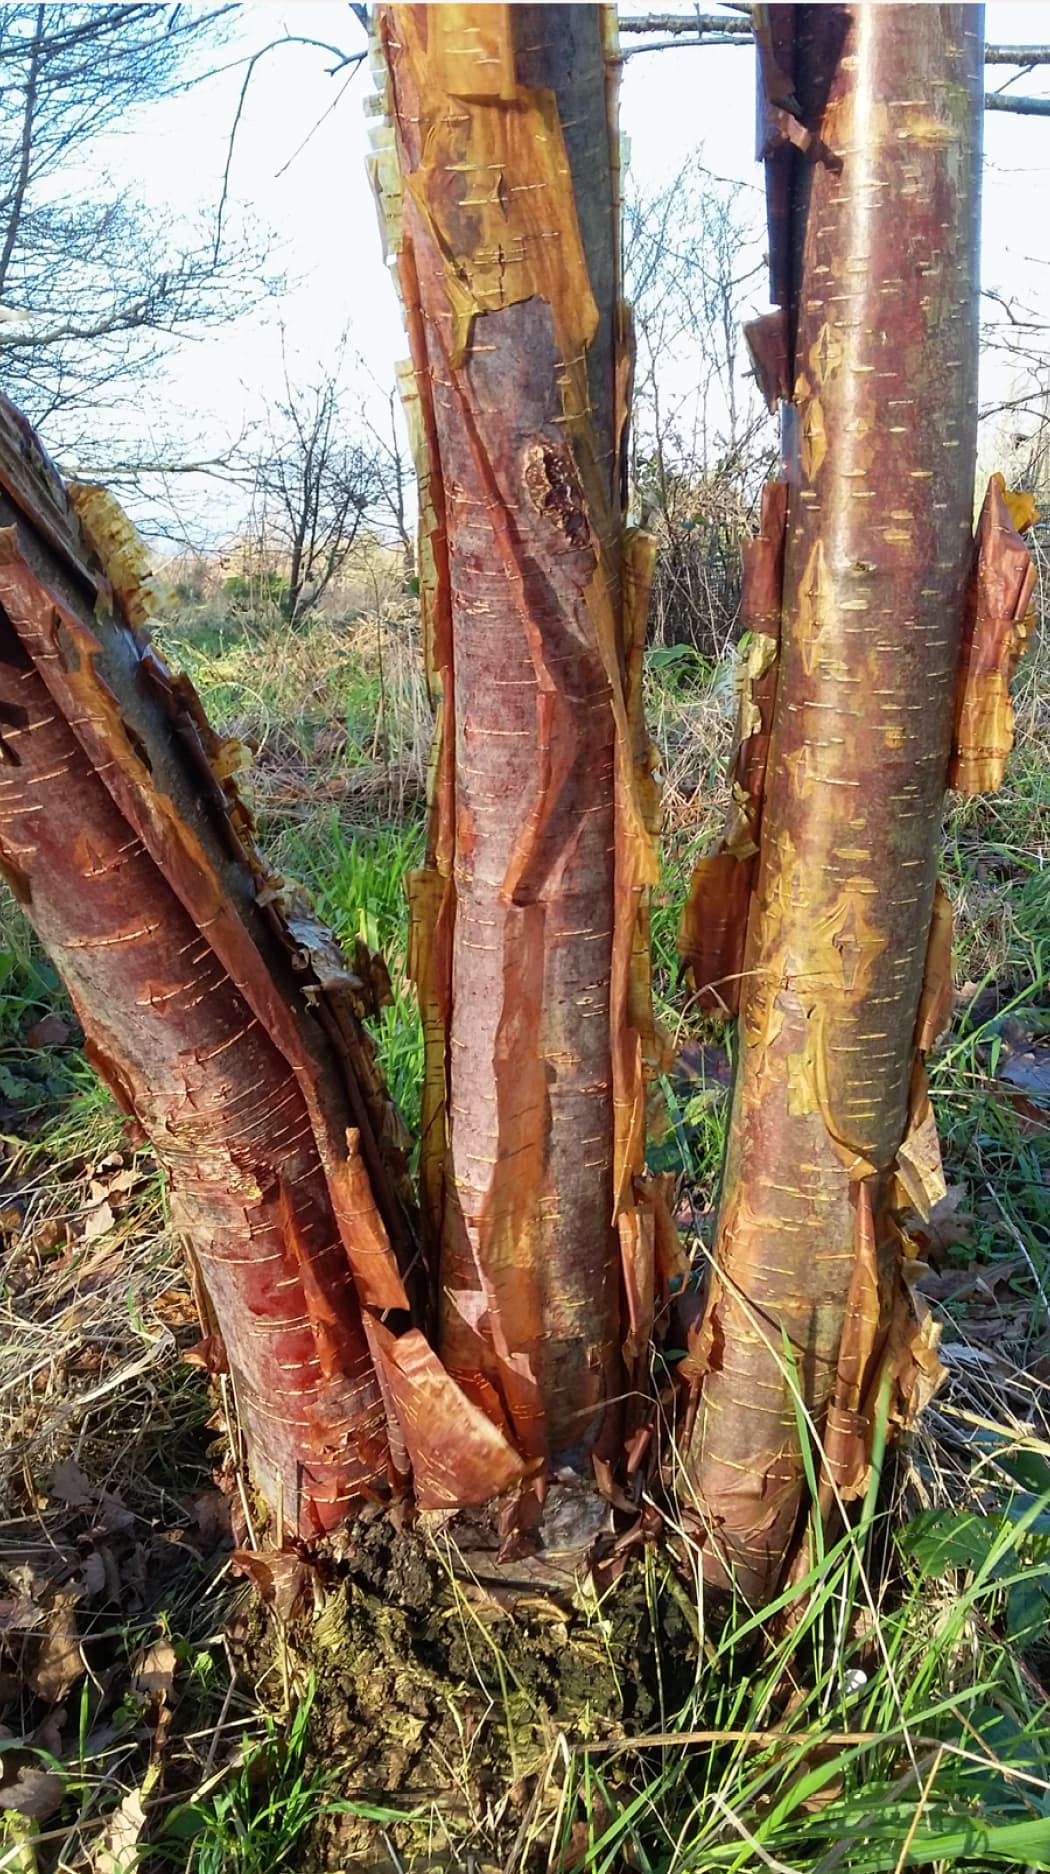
{"left": 914, "top": 880, "right": 954, "bottom": 1056}
{"left": 744, "top": 309, "right": 791, "bottom": 412}
{"left": 893, "top": 1066, "right": 947, "bottom": 1222}
{"left": 819, "top": 1180, "right": 881, "bottom": 1503}
{"left": 367, "top": 1318, "right": 527, "bottom": 1509}
{"left": 949, "top": 474, "right": 1037, "bottom": 796}
{"left": 66, "top": 483, "right": 160, "bottom": 633}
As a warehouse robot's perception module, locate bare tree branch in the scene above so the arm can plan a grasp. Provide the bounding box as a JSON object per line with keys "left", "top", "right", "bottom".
{"left": 984, "top": 92, "right": 1050, "bottom": 116}
{"left": 0, "top": 3, "right": 267, "bottom": 465}
{"left": 983, "top": 45, "right": 1050, "bottom": 66}
{"left": 0, "top": 5, "right": 42, "bottom": 296}
{"left": 617, "top": 13, "right": 751, "bottom": 38}
{"left": 616, "top": 14, "right": 1050, "bottom": 69}
{"left": 212, "top": 30, "right": 367, "bottom": 264}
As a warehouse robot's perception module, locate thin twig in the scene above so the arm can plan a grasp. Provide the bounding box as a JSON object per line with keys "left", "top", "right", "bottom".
{"left": 708, "top": 1791, "right": 803, "bottom": 1874}
{"left": 893, "top": 1747, "right": 946, "bottom": 1874}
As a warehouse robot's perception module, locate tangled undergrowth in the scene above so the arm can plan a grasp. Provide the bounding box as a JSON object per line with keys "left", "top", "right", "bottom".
{"left": 1, "top": 571, "right": 1048, "bottom": 1871}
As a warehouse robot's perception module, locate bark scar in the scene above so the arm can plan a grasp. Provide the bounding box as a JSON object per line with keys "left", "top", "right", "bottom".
{"left": 522, "top": 443, "right": 588, "bottom": 549}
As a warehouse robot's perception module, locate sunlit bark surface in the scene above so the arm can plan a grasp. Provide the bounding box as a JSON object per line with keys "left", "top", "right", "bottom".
{"left": 0, "top": 402, "right": 419, "bottom": 1536}
{"left": 685, "top": 5, "right": 985, "bottom": 1600}
{"left": 375, "top": 4, "right": 665, "bottom": 1513}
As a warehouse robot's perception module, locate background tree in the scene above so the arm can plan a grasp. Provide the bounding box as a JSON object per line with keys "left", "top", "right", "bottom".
{"left": 362, "top": 381, "right": 416, "bottom": 578}
{"left": 624, "top": 155, "right": 774, "bottom": 658}
{"left": 0, "top": 4, "right": 263, "bottom": 469}
{"left": 253, "top": 348, "right": 381, "bottom": 623}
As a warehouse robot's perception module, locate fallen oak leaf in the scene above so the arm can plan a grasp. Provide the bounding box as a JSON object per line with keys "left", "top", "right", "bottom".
{"left": 910, "top": 1183, "right": 974, "bottom": 1261}
{"left": 184, "top": 1487, "right": 233, "bottom": 1553}
{"left": 93, "top": 1775, "right": 157, "bottom": 1874}
{"left": 132, "top": 1639, "right": 175, "bottom": 1706}
{"left": 82, "top": 1197, "right": 116, "bottom": 1243}
{"left": 153, "top": 1286, "right": 201, "bottom": 1328}
{"left": 93, "top": 1491, "right": 135, "bottom": 1537}
{"left": 183, "top": 1333, "right": 228, "bottom": 1375}
{"left": 49, "top": 1458, "right": 94, "bottom": 1507}
{"left": 105, "top": 1167, "right": 142, "bottom": 1196}
{"left": 29, "top": 1594, "right": 83, "bottom": 1702}
{"left": 79, "top": 1550, "right": 108, "bottom": 1598}
{"left": 0, "top": 1732, "right": 65, "bottom": 1823}
{"left": 999, "top": 1038, "right": 1050, "bottom": 1100}
{"left": 131, "top": 1639, "right": 176, "bottom": 1767}
{"left": 916, "top": 1256, "right": 1024, "bottom": 1305}
{"left": 0, "top": 1595, "right": 43, "bottom": 1636}
{"left": 1001, "top": 1091, "right": 1049, "bottom": 1136}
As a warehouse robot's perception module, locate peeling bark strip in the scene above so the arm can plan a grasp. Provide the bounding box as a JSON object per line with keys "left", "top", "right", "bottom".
{"left": 373, "top": 5, "right": 664, "bottom": 1494}
{"left": 0, "top": 399, "right": 522, "bottom": 1531}
{"left": 686, "top": 6, "right": 984, "bottom": 1601}
{"left": 678, "top": 480, "right": 786, "bottom": 1016}
{"left": 949, "top": 475, "right": 1038, "bottom": 796}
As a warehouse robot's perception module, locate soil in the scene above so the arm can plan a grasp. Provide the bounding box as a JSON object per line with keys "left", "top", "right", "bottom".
{"left": 233, "top": 1507, "right": 704, "bottom": 1873}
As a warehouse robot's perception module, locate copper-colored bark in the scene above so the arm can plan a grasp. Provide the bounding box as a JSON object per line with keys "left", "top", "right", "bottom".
{"left": 375, "top": 5, "right": 665, "bottom": 1500}
{"left": 0, "top": 400, "right": 523, "bottom": 1531}
{"left": 685, "top": 6, "right": 984, "bottom": 1600}
{"left": 678, "top": 480, "right": 786, "bottom": 1016}
{"left": 949, "top": 475, "right": 1038, "bottom": 795}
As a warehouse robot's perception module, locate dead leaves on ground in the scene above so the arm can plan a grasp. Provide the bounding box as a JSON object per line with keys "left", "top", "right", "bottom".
{"left": 955, "top": 998, "right": 1050, "bottom": 1135}
{"left": 1, "top": 1148, "right": 156, "bottom": 1298}
{"left": 0, "top": 1457, "right": 232, "bottom": 1835}
{"left": 996, "top": 1015, "right": 1050, "bottom": 1102}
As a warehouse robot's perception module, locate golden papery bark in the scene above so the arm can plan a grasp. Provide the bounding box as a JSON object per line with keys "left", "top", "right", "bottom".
{"left": 685, "top": 4, "right": 985, "bottom": 1601}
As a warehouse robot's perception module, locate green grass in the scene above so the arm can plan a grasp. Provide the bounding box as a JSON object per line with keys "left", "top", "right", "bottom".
{"left": 157, "top": 1686, "right": 327, "bottom": 1874}
{"left": 277, "top": 807, "right": 427, "bottom": 1143}
{"left": 547, "top": 1494, "right": 1050, "bottom": 1871}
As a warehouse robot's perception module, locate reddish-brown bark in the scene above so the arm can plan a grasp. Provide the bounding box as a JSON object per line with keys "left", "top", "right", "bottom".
{"left": 949, "top": 475, "right": 1038, "bottom": 796}
{"left": 375, "top": 4, "right": 666, "bottom": 1512}
{"left": 678, "top": 479, "right": 786, "bottom": 1016}
{"left": 684, "top": 5, "right": 986, "bottom": 1600}
{"left": 0, "top": 399, "right": 524, "bottom": 1532}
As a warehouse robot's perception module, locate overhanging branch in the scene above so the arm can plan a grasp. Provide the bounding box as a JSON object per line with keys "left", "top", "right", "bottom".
{"left": 984, "top": 92, "right": 1050, "bottom": 116}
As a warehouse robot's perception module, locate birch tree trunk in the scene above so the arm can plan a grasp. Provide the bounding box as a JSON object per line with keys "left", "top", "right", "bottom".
{"left": 683, "top": 4, "right": 985, "bottom": 1601}
{"left": 374, "top": 4, "right": 667, "bottom": 1529}
{"left": 0, "top": 398, "right": 523, "bottom": 1537}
